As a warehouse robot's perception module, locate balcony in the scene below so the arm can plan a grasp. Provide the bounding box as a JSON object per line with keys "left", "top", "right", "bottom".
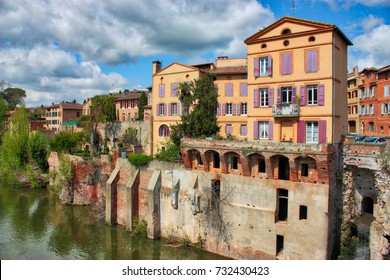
{"left": 272, "top": 103, "right": 299, "bottom": 117}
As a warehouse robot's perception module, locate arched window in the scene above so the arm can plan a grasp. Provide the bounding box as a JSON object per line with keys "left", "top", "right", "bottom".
{"left": 159, "top": 125, "right": 170, "bottom": 137}
{"left": 282, "top": 28, "right": 292, "bottom": 35}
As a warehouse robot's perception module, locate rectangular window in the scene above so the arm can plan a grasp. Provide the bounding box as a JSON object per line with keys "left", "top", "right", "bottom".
{"left": 299, "top": 205, "right": 308, "bottom": 220}
{"left": 307, "top": 85, "right": 318, "bottom": 105}
{"left": 225, "top": 83, "right": 233, "bottom": 96}
{"left": 301, "top": 163, "right": 309, "bottom": 177}
{"left": 226, "top": 103, "right": 233, "bottom": 115}
{"left": 281, "top": 53, "right": 292, "bottom": 75}
{"left": 226, "top": 124, "right": 232, "bottom": 135}
{"left": 159, "top": 84, "right": 165, "bottom": 97}
{"left": 306, "top": 121, "right": 319, "bottom": 143}
{"left": 171, "top": 83, "right": 178, "bottom": 96}
{"left": 240, "top": 124, "right": 247, "bottom": 136}
{"left": 258, "top": 158, "right": 266, "bottom": 173}
{"left": 371, "top": 87, "right": 375, "bottom": 97}
{"left": 384, "top": 85, "right": 389, "bottom": 97}
{"left": 281, "top": 87, "right": 293, "bottom": 104}
{"left": 159, "top": 104, "right": 165, "bottom": 116}
{"left": 277, "top": 189, "right": 288, "bottom": 222}
{"left": 231, "top": 157, "right": 238, "bottom": 170}
{"left": 369, "top": 122, "right": 374, "bottom": 132}
{"left": 241, "top": 103, "right": 248, "bottom": 115}
{"left": 276, "top": 235, "right": 284, "bottom": 255}
{"left": 260, "top": 89, "right": 268, "bottom": 107}
{"left": 306, "top": 49, "right": 318, "bottom": 73}
{"left": 259, "top": 121, "right": 269, "bottom": 139}
{"left": 260, "top": 57, "right": 269, "bottom": 76}
{"left": 240, "top": 83, "right": 248, "bottom": 96}
{"left": 171, "top": 103, "right": 178, "bottom": 115}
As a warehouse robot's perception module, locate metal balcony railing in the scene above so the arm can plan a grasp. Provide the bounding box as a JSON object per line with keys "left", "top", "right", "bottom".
{"left": 272, "top": 103, "right": 299, "bottom": 117}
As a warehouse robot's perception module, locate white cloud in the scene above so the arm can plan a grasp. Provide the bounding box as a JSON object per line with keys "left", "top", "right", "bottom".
{"left": 0, "top": 0, "right": 275, "bottom": 106}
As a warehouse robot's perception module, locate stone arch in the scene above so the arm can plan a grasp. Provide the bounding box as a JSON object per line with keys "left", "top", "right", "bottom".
{"left": 187, "top": 149, "right": 203, "bottom": 170}
{"left": 270, "top": 155, "right": 290, "bottom": 180}
{"left": 204, "top": 150, "right": 220, "bottom": 172}
{"left": 223, "top": 151, "right": 241, "bottom": 175}
{"left": 247, "top": 152, "right": 267, "bottom": 178}
{"left": 294, "top": 155, "right": 317, "bottom": 183}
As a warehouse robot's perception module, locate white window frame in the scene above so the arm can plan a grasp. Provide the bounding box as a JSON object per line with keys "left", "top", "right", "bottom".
{"left": 260, "top": 89, "right": 268, "bottom": 107}
{"left": 258, "top": 121, "right": 269, "bottom": 140}
{"left": 307, "top": 85, "right": 318, "bottom": 105}
{"left": 171, "top": 103, "right": 178, "bottom": 115}
{"left": 306, "top": 121, "right": 319, "bottom": 144}
{"left": 159, "top": 104, "right": 165, "bottom": 116}
{"left": 282, "top": 87, "right": 293, "bottom": 104}
{"left": 241, "top": 103, "right": 248, "bottom": 115}
{"left": 260, "top": 57, "right": 269, "bottom": 77}
{"left": 226, "top": 103, "right": 233, "bottom": 115}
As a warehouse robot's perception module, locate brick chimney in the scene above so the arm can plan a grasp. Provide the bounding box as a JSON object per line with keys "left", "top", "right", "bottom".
{"left": 152, "top": 61, "right": 162, "bottom": 75}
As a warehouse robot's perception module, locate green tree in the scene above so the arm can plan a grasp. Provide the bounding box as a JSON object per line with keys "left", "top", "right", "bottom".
{"left": 120, "top": 127, "right": 138, "bottom": 146}
{"left": 137, "top": 91, "right": 148, "bottom": 120}
{"left": 179, "top": 73, "right": 219, "bottom": 137}
{"left": 28, "top": 131, "right": 49, "bottom": 171}
{"left": 48, "top": 131, "right": 84, "bottom": 154}
{"left": 0, "top": 87, "right": 26, "bottom": 110}
{"left": 0, "top": 98, "right": 9, "bottom": 143}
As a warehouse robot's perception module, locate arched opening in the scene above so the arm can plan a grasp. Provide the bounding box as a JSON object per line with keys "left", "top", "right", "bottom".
{"left": 362, "top": 197, "right": 374, "bottom": 214}
{"left": 158, "top": 124, "right": 170, "bottom": 137}
{"left": 248, "top": 153, "right": 266, "bottom": 178}
{"left": 205, "top": 150, "right": 220, "bottom": 171}
{"left": 282, "top": 28, "right": 291, "bottom": 35}
{"left": 187, "top": 149, "right": 203, "bottom": 169}
{"left": 294, "top": 156, "right": 317, "bottom": 183}
{"left": 224, "top": 152, "right": 240, "bottom": 173}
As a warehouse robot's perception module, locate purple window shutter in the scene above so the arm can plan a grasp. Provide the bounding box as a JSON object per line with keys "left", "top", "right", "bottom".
{"left": 268, "top": 121, "right": 273, "bottom": 140}
{"left": 268, "top": 88, "right": 274, "bottom": 107}
{"left": 226, "top": 83, "right": 233, "bottom": 96}
{"left": 240, "top": 83, "right": 248, "bottom": 96}
{"left": 222, "top": 103, "right": 226, "bottom": 115}
{"left": 254, "top": 57, "right": 259, "bottom": 77}
{"left": 277, "top": 88, "right": 282, "bottom": 104}
{"left": 156, "top": 104, "right": 160, "bottom": 116}
{"left": 217, "top": 103, "right": 221, "bottom": 116}
{"left": 254, "top": 88, "right": 259, "bottom": 108}
{"left": 307, "top": 50, "right": 318, "bottom": 72}
{"left": 177, "top": 103, "right": 181, "bottom": 116}
{"left": 171, "top": 83, "right": 177, "bottom": 96}
{"left": 168, "top": 103, "right": 172, "bottom": 116}
{"left": 318, "top": 84, "right": 325, "bottom": 106}
{"left": 243, "top": 125, "right": 247, "bottom": 136}
{"left": 292, "top": 86, "right": 296, "bottom": 104}
{"left": 237, "top": 103, "right": 241, "bottom": 115}
{"left": 232, "top": 104, "right": 236, "bottom": 115}
{"left": 281, "top": 53, "right": 292, "bottom": 75}
{"left": 164, "top": 103, "right": 167, "bottom": 115}
{"left": 297, "top": 120, "right": 305, "bottom": 143}
{"left": 319, "top": 120, "right": 327, "bottom": 144}
{"left": 300, "top": 86, "right": 306, "bottom": 106}
{"left": 267, "top": 56, "right": 272, "bottom": 76}
{"left": 254, "top": 121, "right": 259, "bottom": 140}
{"left": 159, "top": 84, "right": 165, "bottom": 97}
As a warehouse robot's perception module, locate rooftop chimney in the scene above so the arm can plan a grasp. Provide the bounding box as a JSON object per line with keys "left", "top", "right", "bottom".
{"left": 152, "top": 60, "right": 162, "bottom": 75}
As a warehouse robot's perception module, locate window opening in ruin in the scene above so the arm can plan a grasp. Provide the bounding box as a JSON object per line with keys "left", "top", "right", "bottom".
{"left": 277, "top": 189, "right": 288, "bottom": 222}
{"left": 258, "top": 158, "right": 266, "bottom": 173}
{"left": 301, "top": 163, "right": 309, "bottom": 177}
{"left": 278, "top": 157, "right": 290, "bottom": 180}
{"left": 213, "top": 152, "right": 220, "bottom": 169}
{"left": 299, "top": 205, "right": 308, "bottom": 220}
{"left": 211, "top": 179, "right": 221, "bottom": 209}
{"left": 196, "top": 153, "right": 203, "bottom": 166}
{"left": 362, "top": 197, "right": 374, "bottom": 214}
{"left": 232, "top": 156, "right": 238, "bottom": 170}
{"left": 276, "top": 235, "right": 284, "bottom": 255}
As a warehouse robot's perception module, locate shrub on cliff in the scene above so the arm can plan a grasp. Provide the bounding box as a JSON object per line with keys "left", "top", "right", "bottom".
{"left": 128, "top": 154, "right": 153, "bottom": 167}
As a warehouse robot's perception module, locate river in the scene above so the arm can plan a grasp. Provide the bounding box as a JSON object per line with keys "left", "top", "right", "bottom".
{"left": 0, "top": 184, "right": 227, "bottom": 260}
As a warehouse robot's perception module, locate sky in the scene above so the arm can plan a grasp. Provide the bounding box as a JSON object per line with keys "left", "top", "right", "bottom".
{"left": 1, "top": 0, "right": 390, "bottom": 107}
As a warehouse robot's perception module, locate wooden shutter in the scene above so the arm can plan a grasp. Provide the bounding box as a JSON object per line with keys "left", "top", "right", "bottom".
{"left": 297, "top": 120, "right": 305, "bottom": 143}
{"left": 318, "top": 84, "right": 325, "bottom": 106}
{"left": 240, "top": 83, "right": 248, "bottom": 96}
{"left": 254, "top": 88, "right": 259, "bottom": 108}
{"left": 159, "top": 84, "right": 165, "bottom": 97}
{"left": 254, "top": 57, "right": 259, "bottom": 77}
{"left": 171, "top": 83, "right": 177, "bottom": 96}
{"left": 292, "top": 86, "right": 296, "bottom": 104}
{"left": 306, "top": 50, "right": 318, "bottom": 72}
{"left": 226, "top": 83, "right": 233, "bottom": 96}
{"left": 268, "top": 121, "right": 273, "bottom": 140}
{"left": 277, "top": 88, "right": 282, "bottom": 104}
{"left": 254, "top": 121, "right": 259, "bottom": 140}
{"left": 177, "top": 103, "right": 181, "bottom": 116}
{"left": 237, "top": 103, "right": 241, "bottom": 115}
{"left": 268, "top": 88, "right": 274, "bottom": 107}
{"left": 300, "top": 86, "right": 306, "bottom": 106}
{"left": 168, "top": 103, "right": 172, "bottom": 116}
{"left": 267, "top": 56, "right": 272, "bottom": 76}
{"left": 217, "top": 103, "right": 221, "bottom": 116}
{"left": 281, "top": 53, "right": 292, "bottom": 75}
{"left": 156, "top": 104, "right": 160, "bottom": 116}
{"left": 232, "top": 104, "right": 236, "bottom": 116}
{"left": 222, "top": 103, "right": 226, "bottom": 115}
{"left": 318, "top": 120, "right": 327, "bottom": 144}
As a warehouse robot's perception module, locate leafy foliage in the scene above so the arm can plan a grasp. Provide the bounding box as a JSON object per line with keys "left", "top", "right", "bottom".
{"left": 28, "top": 131, "right": 49, "bottom": 172}
{"left": 0, "top": 81, "right": 26, "bottom": 110}
{"left": 128, "top": 154, "right": 153, "bottom": 167}
{"left": 137, "top": 91, "right": 148, "bottom": 120}
{"left": 155, "top": 140, "right": 181, "bottom": 162}
{"left": 48, "top": 131, "right": 85, "bottom": 154}
{"left": 49, "top": 153, "right": 73, "bottom": 193}
{"left": 120, "top": 127, "right": 138, "bottom": 146}
{"left": 0, "top": 98, "right": 9, "bottom": 144}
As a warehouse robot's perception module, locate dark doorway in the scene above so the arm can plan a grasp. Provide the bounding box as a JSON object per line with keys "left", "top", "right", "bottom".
{"left": 276, "top": 235, "right": 284, "bottom": 255}
{"left": 211, "top": 180, "right": 221, "bottom": 209}
{"left": 277, "top": 189, "right": 288, "bottom": 222}
{"left": 213, "top": 152, "right": 220, "bottom": 169}
{"left": 258, "top": 158, "right": 266, "bottom": 173}
{"left": 362, "top": 197, "right": 374, "bottom": 214}
{"left": 278, "top": 157, "right": 290, "bottom": 180}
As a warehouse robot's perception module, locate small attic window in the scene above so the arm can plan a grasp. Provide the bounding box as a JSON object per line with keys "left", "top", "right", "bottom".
{"left": 261, "top": 43, "right": 267, "bottom": 49}
{"left": 282, "top": 28, "right": 292, "bottom": 35}
{"left": 283, "top": 40, "right": 290, "bottom": 46}
{"left": 309, "top": 36, "right": 316, "bottom": 42}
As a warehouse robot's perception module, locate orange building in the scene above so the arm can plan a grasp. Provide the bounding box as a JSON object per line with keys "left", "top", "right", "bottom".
{"left": 45, "top": 101, "right": 83, "bottom": 132}
{"left": 245, "top": 17, "right": 352, "bottom": 145}
{"left": 358, "top": 65, "right": 390, "bottom": 136}
{"left": 115, "top": 89, "right": 149, "bottom": 122}
{"left": 347, "top": 66, "right": 362, "bottom": 134}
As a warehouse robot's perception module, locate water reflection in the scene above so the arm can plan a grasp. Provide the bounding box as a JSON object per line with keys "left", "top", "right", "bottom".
{"left": 0, "top": 184, "right": 227, "bottom": 260}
